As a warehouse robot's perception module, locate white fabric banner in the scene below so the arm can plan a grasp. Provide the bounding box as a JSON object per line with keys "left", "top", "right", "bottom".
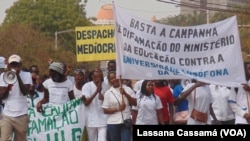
{"left": 114, "top": 3, "right": 245, "bottom": 87}
{"left": 27, "top": 98, "right": 85, "bottom": 141}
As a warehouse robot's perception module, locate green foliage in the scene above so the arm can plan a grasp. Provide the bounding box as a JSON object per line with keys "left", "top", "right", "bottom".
{"left": 2, "top": 0, "right": 93, "bottom": 53}
{"left": 0, "top": 0, "right": 100, "bottom": 75}
{"left": 157, "top": 11, "right": 206, "bottom": 26}
{"left": 156, "top": 3, "right": 250, "bottom": 62}
{"left": 0, "top": 24, "right": 55, "bottom": 75}
{"left": 0, "top": 24, "right": 98, "bottom": 76}
{"left": 209, "top": 5, "right": 250, "bottom": 61}
{"left": 3, "top": 0, "right": 91, "bottom": 36}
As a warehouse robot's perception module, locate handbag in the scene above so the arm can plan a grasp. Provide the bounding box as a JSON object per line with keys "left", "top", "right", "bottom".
{"left": 190, "top": 89, "right": 208, "bottom": 123}
{"left": 190, "top": 108, "right": 208, "bottom": 123}
{"left": 173, "top": 110, "right": 189, "bottom": 124}
{"left": 123, "top": 119, "right": 132, "bottom": 129}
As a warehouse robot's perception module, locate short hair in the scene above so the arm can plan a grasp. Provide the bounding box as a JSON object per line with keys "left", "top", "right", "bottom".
{"left": 74, "top": 69, "right": 85, "bottom": 76}
{"left": 29, "top": 65, "right": 39, "bottom": 72}
{"left": 108, "top": 60, "right": 116, "bottom": 65}
{"left": 107, "top": 71, "right": 116, "bottom": 81}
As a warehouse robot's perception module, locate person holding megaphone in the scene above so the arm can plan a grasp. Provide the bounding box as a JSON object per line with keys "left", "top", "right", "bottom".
{"left": 0, "top": 54, "right": 32, "bottom": 141}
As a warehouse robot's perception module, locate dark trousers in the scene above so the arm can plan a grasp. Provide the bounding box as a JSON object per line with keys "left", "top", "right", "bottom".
{"left": 107, "top": 124, "right": 131, "bottom": 141}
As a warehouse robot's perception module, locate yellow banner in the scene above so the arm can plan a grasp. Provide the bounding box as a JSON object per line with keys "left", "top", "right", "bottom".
{"left": 75, "top": 25, "right": 116, "bottom": 62}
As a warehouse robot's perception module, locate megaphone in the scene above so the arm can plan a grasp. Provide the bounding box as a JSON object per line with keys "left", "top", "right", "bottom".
{"left": 3, "top": 71, "right": 17, "bottom": 84}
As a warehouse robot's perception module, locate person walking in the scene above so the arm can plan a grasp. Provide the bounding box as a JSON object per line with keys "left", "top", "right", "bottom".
{"left": 29, "top": 65, "right": 39, "bottom": 85}
{"left": 26, "top": 80, "right": 41, "bottom": 108}
{"left": 210, "top": 84, "right": 235, "bottom": 124}
{"left": 82, "top": 67, "right": 109, "bottom": 141}
{"left": 132, "top": 80, "right": 164, "bottom": 125}
{"left": 104, "top": 60, "right": 116, "bottom": 87}
{"left": 0, "top": 54, "right": 32, "bottom": 141}
{"left": 170, "top": 79, "right": 189, "bottom": 125}
{"left": 35, "top": 74, "right": 46, "bottom": 99}
{"left": 102, "top": 71, "right": 136, "bottom": 141}
{"left": 73, "top": 69, "right": 88, "bottom": 141}
{"left": 228, "top": 62, "right": 250, "bottom": 124}
{"left": 154, "top": 80, "right": 175, "bottom": 124}
{"left": 174, "top": 80, "right": 218, "bottom": 125}
{"left": 36, "top": 61, "right": 75, "bottom": 111}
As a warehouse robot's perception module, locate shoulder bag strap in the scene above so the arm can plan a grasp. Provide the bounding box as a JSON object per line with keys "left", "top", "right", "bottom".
{"left": 193, "top": 88, "right": 196, "bottom": 107}
{"left": 111, "top": 91, "right": 124, "bottom": 120}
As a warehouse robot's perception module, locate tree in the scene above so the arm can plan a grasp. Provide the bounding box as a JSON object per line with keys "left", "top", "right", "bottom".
{"left": 157, "top": 2, "right": 250, "bottom": 61}
{"left": 2, "top": 0, "right": 93, "bottom": 52}
{"left": 210, "top": 2, "right": 250, "bottom": 61}
{"left": 0, "top": 24, "right": 62, "bottom": 75}
{"left": 3, "top": 0, "right": 91, "bottom": 35}
{"left": 157, "top": 11, "right": 206, "bottom": 26}
{"left": 0, "top": 24, "right": 98, "bottom": 75}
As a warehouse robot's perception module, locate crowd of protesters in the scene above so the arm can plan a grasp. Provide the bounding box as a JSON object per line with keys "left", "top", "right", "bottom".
{"left": 0, "top": 54, "right": 250, "bottom": 141}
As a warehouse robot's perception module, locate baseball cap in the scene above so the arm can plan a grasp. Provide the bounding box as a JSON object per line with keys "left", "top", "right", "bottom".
{"left": 8, "top": 54, "right": 21, "bottom": 64}
{"left": 49, "top": 62, "right": 65, "bottom": 75}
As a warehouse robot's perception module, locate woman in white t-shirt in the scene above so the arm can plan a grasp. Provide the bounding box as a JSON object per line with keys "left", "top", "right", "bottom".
{"left": 102, "top": 71, "right": 136, "bottom": 141}
{"left": 36, "top": 62, "right": 75, "bottom": 112}
{"left": 132, "top": 80, "right": 164, "bottom": 125}
{"left": 73, "top": 69, "right": 86, "bottom": 98}
{"left": 174, "top": 80, "right": 218, "bottom": 125}
{"left": 73, "top": 69, "right": 88, "bottom": 141}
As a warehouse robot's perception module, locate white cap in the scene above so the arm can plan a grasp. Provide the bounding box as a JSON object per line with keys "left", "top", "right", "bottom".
{"left": 8, "top": 54, "right": 21, "bottom": 64}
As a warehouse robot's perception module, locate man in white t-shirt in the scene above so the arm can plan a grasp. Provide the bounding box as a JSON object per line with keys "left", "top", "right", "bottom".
{"left": 82, "top": 67, "right": 109, "bottom": 141}
{"left": 210, "top": 84, "right": 235, "bottom": 124}
{"left": 228, "top": 62, "right": 250, "bottom": 124}
{"left": 0, "top": 54, "right": 32, "bottom": 141}
{"left": 103, "top": 60, "right": 116, "bottom": 87}
{"left": 36, "top": 62, "right": 75, "bottom": 107}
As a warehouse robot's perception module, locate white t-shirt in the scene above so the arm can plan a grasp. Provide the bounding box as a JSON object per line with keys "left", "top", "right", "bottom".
{"left": 209, "top": 84, "right": 234, "bottom": 121}
{"left": 36, "top": 90, "right": 44, "bottom": 99}
{"left": 183, "top": 83, "right": 213, "bottom": 125}
{"left": 102, "top": 85, "right": 136, "bottom": 124}
{"left": 228, "top": 81, "right": 250, "bottom": 124}
{"left": 43, "top": 78, "right": 73, "bottom": 105}
{"left": 74, "top": 85, "right": 83, "bottom": 98}
{"left": 132, "top": 93, "right": 162, "bottom": 125}
{"left": 73, "top": 84, "right": 86, "bottom": 126}
{"left": 0, "top": 71, "right": 32, "bottom": 117}
{"left": 82, "top": 81, "right": 109, "bottom": 127}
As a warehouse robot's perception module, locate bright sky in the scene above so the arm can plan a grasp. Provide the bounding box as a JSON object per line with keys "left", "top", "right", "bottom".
{"left": 0, "top": 0, "right": 17, "bottom": 24}
{"left": 0, "top": 0, "right": 179, "bottom": 25}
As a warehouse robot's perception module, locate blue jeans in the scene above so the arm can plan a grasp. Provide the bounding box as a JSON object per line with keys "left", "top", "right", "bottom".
{"left": 107, "top": 124, "right": 131, "bottom": 141}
